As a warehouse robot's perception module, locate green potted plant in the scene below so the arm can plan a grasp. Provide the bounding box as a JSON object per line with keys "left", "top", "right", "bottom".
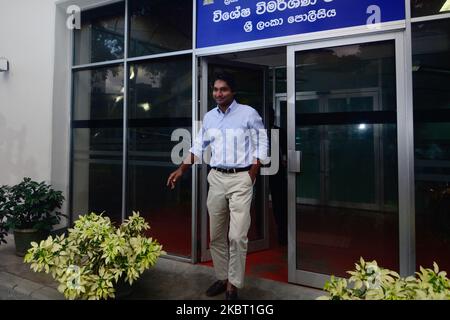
{"left": 24, "top": 211, "right": 165, "bottom": 300}
{"left": 0, "top": 178, "right": 65, "bottom": 255}
{"left": 319, "top": 258, "right": 450, "bottom": 300}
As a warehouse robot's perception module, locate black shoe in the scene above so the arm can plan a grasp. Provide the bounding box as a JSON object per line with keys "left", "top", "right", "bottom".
{"left": 225, "top": 290, "right": 238, "bottom": 301}
{"left": 205, "top": 280, "right": 227, "bottom": 297}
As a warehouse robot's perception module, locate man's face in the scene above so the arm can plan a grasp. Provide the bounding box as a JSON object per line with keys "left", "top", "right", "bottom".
{"left": 213, "top": 79, "right": 235, "bottom": 107}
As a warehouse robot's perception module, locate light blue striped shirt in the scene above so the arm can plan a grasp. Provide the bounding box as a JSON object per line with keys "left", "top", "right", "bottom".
{"left": 190, "top": 100, "right": 269, "bottom": 169}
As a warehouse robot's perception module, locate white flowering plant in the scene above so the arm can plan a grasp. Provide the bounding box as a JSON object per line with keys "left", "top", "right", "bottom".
{"left": 24, "top": 211, "right": 165, "bottom": 300}
{"left": 319, "top": 257, "right": 450, "bottom": 300}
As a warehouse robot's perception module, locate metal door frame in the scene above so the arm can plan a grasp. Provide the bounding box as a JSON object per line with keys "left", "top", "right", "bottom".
{"left": 287, "top": 31, "right": 414, "bottom": 287}
{"left": 199, "top": 57, "right": 270, "bottom": 262}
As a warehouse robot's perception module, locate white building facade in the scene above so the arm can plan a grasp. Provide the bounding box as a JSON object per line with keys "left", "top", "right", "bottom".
{"left": 1, "top": 0, "right": 449, "bottom": 288}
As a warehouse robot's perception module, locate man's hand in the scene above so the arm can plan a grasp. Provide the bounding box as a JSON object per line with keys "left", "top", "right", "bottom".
{"left": 167, "top": 168, "right": 183, "bottom": 190}
{"left": 248, "top": 167, "right": 259, "bottom": 184}
{"left": 248, "top": 171, "right": 256, "bottom": 184}
{"left": 166, "top": 153, "right": 196, "bottom": 190}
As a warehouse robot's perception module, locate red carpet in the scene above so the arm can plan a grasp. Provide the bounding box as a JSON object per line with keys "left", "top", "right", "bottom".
{"left": 201, "top": 206, "right": 289, "bottom": 283}
{"left": 200, "top": 245, "right": 288, "bottom": 283}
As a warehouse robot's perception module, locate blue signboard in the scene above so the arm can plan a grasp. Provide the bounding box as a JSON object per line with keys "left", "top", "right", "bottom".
{"left": 197, "top": 0, "right": 405, "bottom": 48}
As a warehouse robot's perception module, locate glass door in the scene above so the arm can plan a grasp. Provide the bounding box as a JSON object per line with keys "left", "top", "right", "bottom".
{"left": 199, "top": 57, "right": 270, "bottom": 262}
{"left": 287, "top": 32, "right": 411, "bottom": 288}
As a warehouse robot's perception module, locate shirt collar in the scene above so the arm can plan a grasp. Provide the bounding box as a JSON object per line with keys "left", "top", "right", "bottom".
{"left": 216, "top": 100, "right": 237, "bottom": 115}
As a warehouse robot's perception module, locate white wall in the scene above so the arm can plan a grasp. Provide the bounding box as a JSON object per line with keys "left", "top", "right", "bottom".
{"left": 0, "top": 0, "right": 59, "bottom": 186}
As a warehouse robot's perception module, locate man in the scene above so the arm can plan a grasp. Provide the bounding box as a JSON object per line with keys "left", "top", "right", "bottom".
{"left": 167, "top": 73, "right": 268, "bottom": 300}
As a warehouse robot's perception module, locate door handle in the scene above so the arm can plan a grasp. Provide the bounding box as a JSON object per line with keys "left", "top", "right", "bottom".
{"left": 288, "top": 150, "right": 302, "bottom": 173}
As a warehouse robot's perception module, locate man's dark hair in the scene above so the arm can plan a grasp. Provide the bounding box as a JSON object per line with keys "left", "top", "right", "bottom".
{"left": 213, "top": 73, "right": 236, "bottom": 93}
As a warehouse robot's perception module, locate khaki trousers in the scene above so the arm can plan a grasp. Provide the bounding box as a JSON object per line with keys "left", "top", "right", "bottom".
{"left": 206, "top": 169, "right": 254, "bottom": 289}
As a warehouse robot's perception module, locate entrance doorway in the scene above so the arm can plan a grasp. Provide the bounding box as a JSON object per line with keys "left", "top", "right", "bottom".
{"left": 199, "top": 47, "right": 289, "bottom": 282}
{"left": 197, "top": 31, "right": 410, "bottom": 289}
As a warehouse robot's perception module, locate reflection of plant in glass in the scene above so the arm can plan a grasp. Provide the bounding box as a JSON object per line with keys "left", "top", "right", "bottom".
{"left": 319, "top": 258, "right": 450, "bottom": 300}
{"left": 92, "top": 25, "right": 124, "bottom": 62}
{"left": 24, "top": 212, "right": 165, "bottom": 300}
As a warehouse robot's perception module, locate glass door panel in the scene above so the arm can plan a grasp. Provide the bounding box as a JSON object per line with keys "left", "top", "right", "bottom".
{"left": 288, "top": 36, "right": 401, "bottom": 287}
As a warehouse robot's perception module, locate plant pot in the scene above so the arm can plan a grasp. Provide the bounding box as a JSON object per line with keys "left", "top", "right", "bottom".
{"left": 13, "top": 229, "right": 49, "bottom": 257}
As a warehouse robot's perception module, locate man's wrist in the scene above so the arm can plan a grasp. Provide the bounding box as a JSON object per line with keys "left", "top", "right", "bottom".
{"left": 179, "top": 153, "right": 195, "bottom": 174}
{"left": 250, "top": 160, "right": 261, "bottom": 175}
{"left": 179, "top": 164, "right": 189, "bottom": 174}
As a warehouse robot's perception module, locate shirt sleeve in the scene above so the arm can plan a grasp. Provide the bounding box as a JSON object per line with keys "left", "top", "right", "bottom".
{"left": 249, "top": 109, "right": 269, "bottom": 163}
{"left": 189, "top": 122, "right": 211, "bottom": 159}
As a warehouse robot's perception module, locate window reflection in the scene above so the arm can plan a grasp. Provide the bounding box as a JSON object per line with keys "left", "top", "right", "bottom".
{"left": 296, "top": 42, "right": 397, "bottom": 111}
{"left": 74, "top": 2, "right": 125, "bottom": 65}
{"left": 72, "top": 128, "right": 123, "bottom": 224}
{"left": 413, "top": 19, "right": 450, "bottom": 272}
{"left": 127, "top": 55, "right": 192, "bottom": 258}
{"left": 73, "top": 66, "right": 124, "bottom": 120}
{"left": 129, "top": 0, "right": 192, "bottom": 57}
{"left": 129, "top": 56, "right": 191, "bottom": 120}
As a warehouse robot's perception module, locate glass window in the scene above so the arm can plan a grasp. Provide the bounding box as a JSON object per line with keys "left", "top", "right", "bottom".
{"left": 74, "top": 2, "right": 125, "bottom": 65}
{"left": 275, "top": 68, "right": 287, "bottom": 94}
{"left": 129, "top": 0, "right": 192, "bottom": 57}
{"left": 73, "top": 65, "right": 124, "bottom": 121}
{"left": 72, "top": 128, "right": 123, "bottom": 224}
{"left": 296, "top": 42, "right": 397, "bottom": 112}
{"left": 127, "top": 55, "right": 192, "bottom": 258}
{"left": 412, "top": 0, "right": 450, "bottom": 18}
{"left": 413, "top": 19, "right": 450, "bottom": 272}
{"left": 128, "top": 56, "right": 192, "bottom": 119}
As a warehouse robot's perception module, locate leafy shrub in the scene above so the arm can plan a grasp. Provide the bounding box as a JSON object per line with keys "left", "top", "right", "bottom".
{"left": 24, "top": 211, "right": 165, "bottom": 300}
{"left": 0, "top": 178, "right": 65, "bottom": 232}
{"left": 319, "top": 258, "right": 450, "bottom": 300}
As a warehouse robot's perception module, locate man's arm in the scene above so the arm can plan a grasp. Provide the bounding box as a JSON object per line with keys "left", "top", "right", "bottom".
{"left": 248, "top": 110, "right": 269, "bottom": 183}
{"left": 167, "top": 121, "right": 209, "bottom": 189}
{"left": 166, "top": 153, "right": 197, "bottom": 189}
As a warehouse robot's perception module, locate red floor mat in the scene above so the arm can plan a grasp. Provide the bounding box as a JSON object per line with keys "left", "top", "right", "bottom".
{"left": 200, "top": 245, "right": 289, "bottom": 283}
